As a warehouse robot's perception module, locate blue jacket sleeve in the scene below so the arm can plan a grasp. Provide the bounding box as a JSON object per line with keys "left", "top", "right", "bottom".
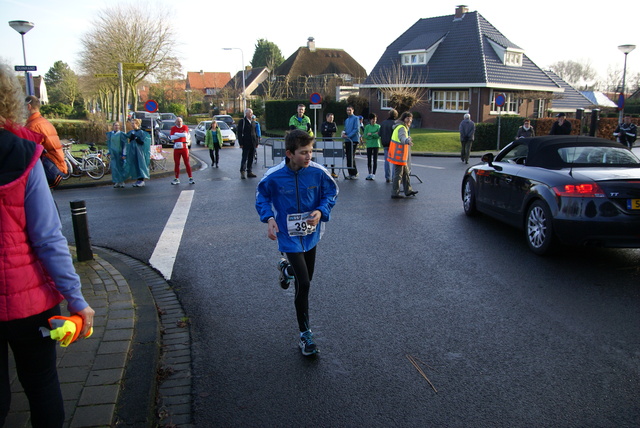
{"left": 317, "top": 170, "right": 338, "bottom": 222}
{"left": 24, "top": 161, "right": 89, "bottom": 314}
{"left": 256, "top": 176, "right": 275, "bottom": 223}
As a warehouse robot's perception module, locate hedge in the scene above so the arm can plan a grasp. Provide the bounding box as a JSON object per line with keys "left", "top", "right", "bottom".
{"left": 471, "top": 115, "right": 628, "bottom": 151}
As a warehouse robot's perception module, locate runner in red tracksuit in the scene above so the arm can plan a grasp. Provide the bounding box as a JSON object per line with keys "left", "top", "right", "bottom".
{"left": 170, "top": 117, "right": 194, "bottom": 185}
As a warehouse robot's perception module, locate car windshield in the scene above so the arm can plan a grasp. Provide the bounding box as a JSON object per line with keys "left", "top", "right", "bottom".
{"left": 162, "top": 122, "right": 173, "bottom": 130}
{"left": 217, "top": 121, "right": 229, "bottom": 130}
{"left": 558, "top": 146, "right": 640, "bottom": 166}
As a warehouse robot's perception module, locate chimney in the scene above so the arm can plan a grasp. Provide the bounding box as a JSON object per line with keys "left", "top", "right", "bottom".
{"left": 454, "top": 5, "right": 468, "bottom": 20}
{"left": 307, "top": 37, "right": 316, "bottom": 52}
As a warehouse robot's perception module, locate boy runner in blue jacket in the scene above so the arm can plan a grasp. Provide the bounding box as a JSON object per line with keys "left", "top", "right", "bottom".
{"left": 256, "top": 130, "right": 338, "bottom": 356}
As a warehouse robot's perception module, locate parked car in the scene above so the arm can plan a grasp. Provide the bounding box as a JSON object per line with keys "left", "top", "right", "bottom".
{"left": 213, "top": 114, "right": 237, "bottom": 134}
{"left": 194, "top": 120, "right": 236, "bottom": 146}
{"left": 160, "top": 112, "right": 177, "bottom": 121}
{"left": 461, "top": 136, "right": 640, "bottom": 255}
{"left": 154, "top": 119, "right": 191, "bottom": 148}
{"left": 139, "top": 117, "right": 161, "bottom": 137}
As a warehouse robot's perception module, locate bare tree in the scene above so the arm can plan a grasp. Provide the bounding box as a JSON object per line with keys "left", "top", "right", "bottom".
{"left": 603, "top": 66, "right": 623, "bottom": 93}
{"left": 370, "top": 61, "right": 428, "bottom": 113}
{"left": 549, "top": 59, "right": 597, "bottom": 90}
{"left": 78, "top": 4, "right": 179, "bottom": 115}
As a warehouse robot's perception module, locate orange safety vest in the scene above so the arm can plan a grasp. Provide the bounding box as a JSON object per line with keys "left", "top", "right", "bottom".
{"left": 387, "top": 124, "right": 409, "bottom": 165}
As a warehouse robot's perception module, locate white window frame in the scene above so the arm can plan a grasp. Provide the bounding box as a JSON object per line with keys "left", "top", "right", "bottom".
{"left": 490, "top": 91, "right": 520, "bottom": 114}
{"left": 431, "top": 90, "right": 470, "bottom": 113}
{"left": 505, "top": 51, "right": 523, "bottom": 67}
{"left": 401, "top": 50, "right": 427, "bottom": 66}
{"left": 379, "top": 91, "right": 391, "bottom": 110}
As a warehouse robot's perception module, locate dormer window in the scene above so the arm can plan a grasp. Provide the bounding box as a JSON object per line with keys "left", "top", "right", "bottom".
{"left": 487, "top": 39, "right": 524, "bottom": 67}
{"left": 505, "top": 50, "right": 523, "bottom": 67}
{"left": 401, "top": 51, "right": 427, "bottom": 65}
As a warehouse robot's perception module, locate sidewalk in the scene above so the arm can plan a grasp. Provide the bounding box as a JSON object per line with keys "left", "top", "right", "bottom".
{"left": 6, "top": 247, "right": 193, "bottom": 428}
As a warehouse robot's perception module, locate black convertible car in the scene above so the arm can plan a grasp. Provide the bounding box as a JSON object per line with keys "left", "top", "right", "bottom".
{"left": 462, "top": 136, "right": 640, "bottom": 254}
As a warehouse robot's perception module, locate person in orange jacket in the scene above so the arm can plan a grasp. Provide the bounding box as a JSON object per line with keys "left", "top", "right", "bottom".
{"left": 25, "top": 95, "right": 67, "bottom": 174}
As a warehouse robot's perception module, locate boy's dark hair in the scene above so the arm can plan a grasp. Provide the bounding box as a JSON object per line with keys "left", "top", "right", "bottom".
{"left": 369, "top": 113, "right": 377, "bottom": 120}
{"left": 285, "top": 129, "right": 314, "bottom": 153}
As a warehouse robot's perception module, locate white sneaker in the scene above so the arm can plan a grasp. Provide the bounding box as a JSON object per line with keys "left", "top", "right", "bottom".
{"left": 171, "top": 178, "right": 180, "bottom": 185}
{"left": 133, "top": 180, "right": 145, "bottom": 187}
{"left": 189, "top": 177, "right": 195, "bottom": 184}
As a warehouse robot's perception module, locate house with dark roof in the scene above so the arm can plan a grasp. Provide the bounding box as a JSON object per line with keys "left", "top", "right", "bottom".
{"left": 360, "top": 5, "right": 565, "bottom": 130}
{"left": 263, "top": 37, "right": 367, "bottom": 100}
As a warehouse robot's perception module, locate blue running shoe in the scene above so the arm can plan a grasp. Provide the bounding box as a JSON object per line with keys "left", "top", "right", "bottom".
{"left": 277, "top": 258, "right": 294, "bottom": 290}
{"left": 299, "top": 330, "right": 317, "bottom": 356}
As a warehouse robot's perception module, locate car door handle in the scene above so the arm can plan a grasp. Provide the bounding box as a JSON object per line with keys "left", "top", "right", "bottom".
{"left": 504, "top": 176, "right": 513, "bottom": 183}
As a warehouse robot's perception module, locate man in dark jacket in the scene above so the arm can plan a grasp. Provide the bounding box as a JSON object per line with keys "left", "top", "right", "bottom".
{"left": 379, "top": 109, "right": 398, "bottom": 182}
{"left": 320, "top": 113, "right": 338, "bottom": 178}
{"left": 459, "top": 113, "right": 475, "bottom": 164}
{"left": 614, "top": 115, "right": 637, "bottom": 149}
{"left": 549, "top": 113, "right": 572, "bottom": 135}
{"left": 237, "top": 108, "right": 259, "bottom": 178}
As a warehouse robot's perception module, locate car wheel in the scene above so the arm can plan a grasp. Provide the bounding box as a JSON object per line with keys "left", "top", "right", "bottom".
{"left": 525, "top": 200, "right": 555, "bottom": 255}
{"left": 462, "top": 178, "right": 477, "bottom": 216}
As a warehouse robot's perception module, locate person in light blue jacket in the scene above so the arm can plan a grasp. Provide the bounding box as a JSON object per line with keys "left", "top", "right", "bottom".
{"left": 256, "top": 130, "right": 338, "bottom": 356}
{"left": 106, "top": 121, "right": 128, "bottom": 187}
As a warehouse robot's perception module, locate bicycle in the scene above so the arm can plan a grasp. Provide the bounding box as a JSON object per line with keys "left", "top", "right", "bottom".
{"left": 61, "top": 139, "right": 106, "bottom": 180}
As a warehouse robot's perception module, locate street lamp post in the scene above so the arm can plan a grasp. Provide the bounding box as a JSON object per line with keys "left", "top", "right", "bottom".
{"left": 9, "top": 20, "right": 35, "bottom": 97}
{"left": 618, "top": 44, "right": 636, "bottom": 122}
{"left": 223, "top": 47, "right": 246, "bottom": 112}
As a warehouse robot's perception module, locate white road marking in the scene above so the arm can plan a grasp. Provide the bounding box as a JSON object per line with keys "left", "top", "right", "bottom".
{"left": 149, "top": 190, "right": 194, "bottom": 280}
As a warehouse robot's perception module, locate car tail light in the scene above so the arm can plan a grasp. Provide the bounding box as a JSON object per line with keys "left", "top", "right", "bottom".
{"left": 553, "top": 183, "right": 605, "bottom": 197}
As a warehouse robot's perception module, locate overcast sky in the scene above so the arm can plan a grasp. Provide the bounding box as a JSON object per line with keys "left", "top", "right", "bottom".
{"left": 2, "top": 0, "right": 638, "bottom": 86}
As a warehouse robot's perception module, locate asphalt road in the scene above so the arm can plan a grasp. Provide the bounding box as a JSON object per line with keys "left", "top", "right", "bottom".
{"left": 53, "top": 145, "right": 640, "bottom": 427}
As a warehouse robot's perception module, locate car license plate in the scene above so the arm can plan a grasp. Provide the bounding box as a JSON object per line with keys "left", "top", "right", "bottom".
{"left": 627, "top": 199, "right": 640, "bottom": 209}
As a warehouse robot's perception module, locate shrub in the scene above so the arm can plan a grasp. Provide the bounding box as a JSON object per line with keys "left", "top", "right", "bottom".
{"left": 41, "top": 102, "right": 73, "bottom": 118}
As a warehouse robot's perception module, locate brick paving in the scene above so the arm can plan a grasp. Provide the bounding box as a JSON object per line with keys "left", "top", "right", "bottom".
{"left": 6, "top": 247, "right": 192, "bottom": 428}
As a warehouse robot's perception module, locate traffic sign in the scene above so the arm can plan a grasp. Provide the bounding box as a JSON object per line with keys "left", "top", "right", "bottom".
{"left": 15, "top": 65, "right": 37, "bottom": 72}
{"left": 145, "top": 99, "right": 158, "bottom": 113}
{"left": 94, "top": 73, "right": 118, "bottom": 78}
{"left": 123, "top": 63, "right": 146, "bottom": 70}
{"left": 309, "top": 104, "right": 322, "bottom": 109}
{"left": 310, "top": 92, "right": 322, "bottom": 104}
{"left": 495, "top": 93, "right": 506, "bottom": 107}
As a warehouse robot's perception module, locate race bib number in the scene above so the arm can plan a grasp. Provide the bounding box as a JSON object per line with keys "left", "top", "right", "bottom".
{"left": 287, "top": 212, "right": 317, "bottom": 236}
{"left": 174, "top": 142, "right": 183, "bottom": 149}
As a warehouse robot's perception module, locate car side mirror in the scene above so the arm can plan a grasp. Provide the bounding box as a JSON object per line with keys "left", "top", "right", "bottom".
{"left": 481, "top": 153, "right": 502, "bottom": 171}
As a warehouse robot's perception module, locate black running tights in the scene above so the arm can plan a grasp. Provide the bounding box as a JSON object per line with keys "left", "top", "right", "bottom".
{"left": 285, "top": 246, "right": 317, "bottom": 332}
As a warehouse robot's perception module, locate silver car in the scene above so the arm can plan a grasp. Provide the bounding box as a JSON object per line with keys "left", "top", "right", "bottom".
{"left": 194, "top": 121, "right": 236, "bottom": 146}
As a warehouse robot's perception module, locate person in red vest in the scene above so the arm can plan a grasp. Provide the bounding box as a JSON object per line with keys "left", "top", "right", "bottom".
{"left": 387, "top": 111, "right": 418, "bottom": 199}
{"left": 0, "top": 61, "right": 94, "bottom": 428}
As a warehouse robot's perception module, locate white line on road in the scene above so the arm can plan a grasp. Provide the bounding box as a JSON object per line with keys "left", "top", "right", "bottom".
{"left": 149, "top": 190, "right": 194, "bottom": 280}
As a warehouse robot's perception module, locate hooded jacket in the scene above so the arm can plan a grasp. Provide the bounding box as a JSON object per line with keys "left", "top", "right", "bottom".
{"left": 0, "top": 130, "right": 88, "bottom": 321}
{"left": 256, "top": 160, "right": 338, "bottom": 253}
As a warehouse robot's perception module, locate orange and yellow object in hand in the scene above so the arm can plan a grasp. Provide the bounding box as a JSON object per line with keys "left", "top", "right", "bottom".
{"left": 40, "top": 315, "right": 93, "bottom": 347}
